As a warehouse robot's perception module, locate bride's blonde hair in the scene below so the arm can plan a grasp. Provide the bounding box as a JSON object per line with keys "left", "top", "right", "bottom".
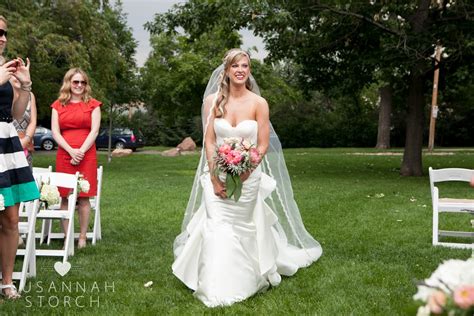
{"left": 58, "top": 68, "right": 92, "bottom": 105}
{"left": 214, "top": 49, "right": 253, "bottom": 118}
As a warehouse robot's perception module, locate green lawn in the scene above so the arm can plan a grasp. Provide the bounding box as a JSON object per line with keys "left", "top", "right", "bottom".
{"left": 2, "top": 148, "right": 473, "bottom": 315}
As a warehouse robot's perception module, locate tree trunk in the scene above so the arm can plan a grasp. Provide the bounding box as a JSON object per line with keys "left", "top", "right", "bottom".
{"left": 400, "top": 0, "right": 431, "bottom": 176}
{"left": 375, "top": 85, "right": 392, "bottom": 149}
{"left": 400, "top": 64, "right": 425, "bottom": 176}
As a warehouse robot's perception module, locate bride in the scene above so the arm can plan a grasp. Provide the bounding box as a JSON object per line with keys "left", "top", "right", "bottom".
{"left": 172, "top": 48, "right": 322, "bottom": 307}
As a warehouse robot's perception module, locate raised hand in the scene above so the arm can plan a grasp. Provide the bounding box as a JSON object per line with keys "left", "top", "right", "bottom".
{"left": 11, "top": 57, "right": 31, "bottom": 86}
{"left": 0, "top": 60, "right": 16, "bottom": 85}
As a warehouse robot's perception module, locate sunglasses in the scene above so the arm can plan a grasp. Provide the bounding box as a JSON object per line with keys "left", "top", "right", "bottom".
{"left": 0, "top": 29, "right": 7, "bottom": 37}
{"left": 72, "top": 80, "right": 87, "bottom": 86}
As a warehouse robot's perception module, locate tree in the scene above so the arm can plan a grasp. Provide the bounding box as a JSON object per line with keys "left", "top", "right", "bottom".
{"left": 140, "top": 18, "right": 242, "bottom": 145}
{"left": 151, "top": 0, "right": 474, "bottom": 176}
{"left": 0, "top": 0, "right": 138, "bottom": 128}
{"left": 375, "top": 85, "right": 393, "bottom": 149}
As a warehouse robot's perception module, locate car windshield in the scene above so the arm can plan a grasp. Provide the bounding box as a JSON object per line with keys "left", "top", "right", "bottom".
{"left": 99, "top": 128, "right": 134, "bottom": 135}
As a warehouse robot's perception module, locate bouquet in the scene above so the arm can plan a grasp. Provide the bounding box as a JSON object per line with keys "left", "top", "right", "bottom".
{"left": 414, "top": 257, "right": 474, "bottom": 315}
{"left": 0, "top": 193, "right": 4, "bottom": 211}
{"left": 77, "top": 174, "right": 90, "bottom": 193}
{"left": 214, "top": 137, "right": 261, "bottom": 202}
{"left": 39, "top": 179, "right": 60, "bottom": 209}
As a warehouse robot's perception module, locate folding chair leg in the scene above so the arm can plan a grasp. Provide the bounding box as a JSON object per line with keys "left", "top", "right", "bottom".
{"left": 40, "top": 219, "right": 52, "bottom": 244}
{"left": 432, "top": 208, "right": 439, "bottom": 246}
{"left": 92, "top": 208, "right": 101, "bottom": 245}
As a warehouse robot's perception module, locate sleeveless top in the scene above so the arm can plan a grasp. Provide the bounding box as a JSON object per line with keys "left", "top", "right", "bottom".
{"left": 0, "top": 81, "right": 14, "bottom": 120}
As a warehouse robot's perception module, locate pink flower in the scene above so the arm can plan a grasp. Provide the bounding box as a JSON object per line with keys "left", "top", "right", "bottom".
{"left": 250, "top": 148, "right": 261, "bottom": 164}
{"left": 218, "top": 144, "right": 232, "bottom": 155}
{"left": 454, "top": 285, "right": 474, "bottom": 309}
{"left": 225, "top": 150, "right": 243, "bottom": 165}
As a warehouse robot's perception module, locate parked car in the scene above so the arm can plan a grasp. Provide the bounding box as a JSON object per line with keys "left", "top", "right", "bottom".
{"left": 95, "top": 127, "right": 145, "bottom": 151}
{"left": 34, "top": 127, "right": 56, "bottom": 151}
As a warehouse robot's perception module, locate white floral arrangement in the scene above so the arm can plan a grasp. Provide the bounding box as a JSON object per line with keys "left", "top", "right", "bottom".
{"left": 0, "top": 193, "right": 5, "bottom": 211}
{"left": 40, "top": 180, "right": 60, "bottom": 208}
{"left": 414, "top": 257, "right": 474, "bottom": 315}
{"left": 77, "top": 174, "right": 90, "bottom": 193}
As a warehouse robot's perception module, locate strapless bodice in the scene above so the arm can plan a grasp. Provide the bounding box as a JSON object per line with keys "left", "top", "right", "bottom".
{"left": 214, "top": 119, "right": 258, "bottom": 144}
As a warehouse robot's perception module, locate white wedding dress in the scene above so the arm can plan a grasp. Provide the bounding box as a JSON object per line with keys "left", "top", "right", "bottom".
{"left": 172, "top": 118, "right": 322, "bottom": 307}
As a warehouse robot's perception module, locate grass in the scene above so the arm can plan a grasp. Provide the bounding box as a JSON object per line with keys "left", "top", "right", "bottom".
{"left": 1, "top": 147, "right": 473, "bottom": 315}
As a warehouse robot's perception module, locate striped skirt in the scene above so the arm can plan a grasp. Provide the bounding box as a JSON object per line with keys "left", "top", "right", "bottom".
{"left": 0, "top": 122, "right": 39, "bottom": 209}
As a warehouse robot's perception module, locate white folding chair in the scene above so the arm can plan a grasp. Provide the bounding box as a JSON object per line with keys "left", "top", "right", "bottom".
{"left": 35, "top": 172, "right": 79, "bottom": 263}
{"left": 88, "top": 165, "right": 103, "bottom": 244}
{"left": 0, "top": 199, "right": 40, "bottom": 293}
{"left": 32, "top": 166, "right": 53, "bottom": 243}
{"left": 429, "top": 167, "right": 474, "bottom": 249}
{"left": 45, "top": 166, "right": 103, "bottom": 245}
{"left": 16, "top": 199, "right": 41, "bottom": 292}
{"left": 33, "top": 166, "right": 53, "bottom": 174}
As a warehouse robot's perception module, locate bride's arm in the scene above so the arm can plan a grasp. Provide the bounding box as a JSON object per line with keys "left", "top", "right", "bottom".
{"left": 255, "top": 97, "right": 270, "bottom": 157}
{"left": 203, "top": 95, "right": 227, "bottom": 199}
{"left": 241, "top": 97, "right": 270, "bottom": 182}
{"left": 203, "top": 95, "right": 217, "bottom": 172}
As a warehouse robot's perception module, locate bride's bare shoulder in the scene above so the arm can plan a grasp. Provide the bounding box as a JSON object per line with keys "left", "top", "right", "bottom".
{"left": 248, "top": 91, "right": 268, "bottom": 110}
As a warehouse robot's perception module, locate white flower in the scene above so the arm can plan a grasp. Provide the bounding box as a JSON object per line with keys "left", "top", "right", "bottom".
{"left": 224, "top": 137, "right": 241, "bottom": 145}
{"left": 144, "top": 281, "right": 153, "bottom": 288}
{"left": 416, "top": 305, "right": 430, "bottom": 316}
{"left": 40, "top": 183, "right": 61, "bottom": 206}
{"left": 382, "top": 12, "right": 390, "bottom": 21}
{"left": 241, "top": 139, "right": 252, "bottom": 150}
{"left": 0, "top": 194, "right": 5, "bottom": 211}
{"left": 413, "top": 258, "right": 474, "bottom": 302}
{"left": 78, "top": 179, "right": 90, "bottom": 193}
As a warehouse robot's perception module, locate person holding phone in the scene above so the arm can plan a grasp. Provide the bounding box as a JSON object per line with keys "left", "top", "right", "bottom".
{"left": 0, "top": 15, "right": 40, "bottom": 299}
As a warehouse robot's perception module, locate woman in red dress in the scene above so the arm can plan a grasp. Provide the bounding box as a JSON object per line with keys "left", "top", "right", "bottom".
{"left": 51, "top": 68, "right": 101, "bottom": 249}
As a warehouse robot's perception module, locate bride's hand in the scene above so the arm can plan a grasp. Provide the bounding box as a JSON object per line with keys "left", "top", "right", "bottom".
{"left": 212, "top": 176, "right": 227, "bottom": 199}
{"left": 240, "top": 170, "right": 251, "bottom": 183}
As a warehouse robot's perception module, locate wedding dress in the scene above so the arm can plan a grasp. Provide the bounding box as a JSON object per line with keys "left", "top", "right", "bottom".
{"left": 172, "top": 118, "right": 322, "bottom": 307}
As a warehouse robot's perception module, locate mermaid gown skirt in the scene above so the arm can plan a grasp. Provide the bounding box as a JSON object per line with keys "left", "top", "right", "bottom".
{"left": 172, "top": 119, "right": 322, "bottom": 307}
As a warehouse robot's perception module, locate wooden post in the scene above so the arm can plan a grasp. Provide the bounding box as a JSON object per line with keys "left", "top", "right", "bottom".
{"left": 428, "top": 44, "right": 442, "bottom": 152}
{"left": 107, "top": 102, "right": 113, "bottom": 163}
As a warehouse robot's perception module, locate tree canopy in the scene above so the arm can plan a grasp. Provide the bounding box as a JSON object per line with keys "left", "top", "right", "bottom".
{"left": 147, "top": 0, "right": 474, "bottom": 175}
{"left": 0, "top": 0, "right": 138, "bottom": 125}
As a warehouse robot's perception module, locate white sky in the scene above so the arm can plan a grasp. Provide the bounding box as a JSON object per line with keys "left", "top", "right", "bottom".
{"left": 118, "top": 0, "right": 267, "bottom": 67}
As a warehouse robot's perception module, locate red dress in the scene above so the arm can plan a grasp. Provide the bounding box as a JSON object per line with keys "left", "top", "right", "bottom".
{"left": 51, "top": 98, "right": 101, "bottom": 197}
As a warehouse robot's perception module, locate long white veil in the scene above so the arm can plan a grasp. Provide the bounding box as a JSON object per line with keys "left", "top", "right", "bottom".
{"left": 173, "top": 64, "right": 322, "bottom": 259}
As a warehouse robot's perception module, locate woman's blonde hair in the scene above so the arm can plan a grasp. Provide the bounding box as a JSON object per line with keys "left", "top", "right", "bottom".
{"left": 214, "top": 48, "right": 253, "bottom": 118}
{"left": 58, "top": 68, "right": 92, "bottom": 105}
{"left": 0, "top": 15, "right": 7, "bottom": 59}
